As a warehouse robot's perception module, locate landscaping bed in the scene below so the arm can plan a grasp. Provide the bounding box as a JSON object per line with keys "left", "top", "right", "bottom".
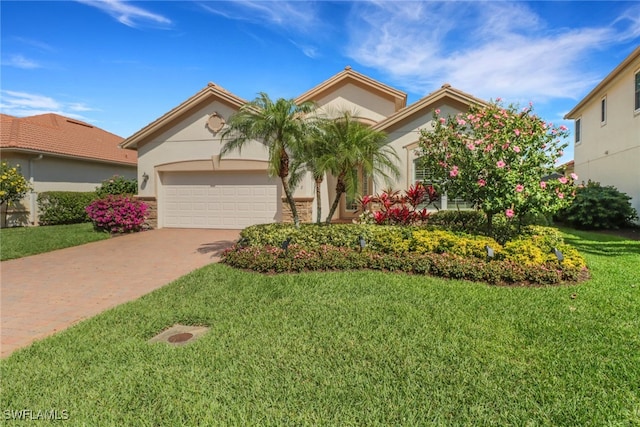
{"left": 222, "top": 222, "right": 589, "bottom": 286}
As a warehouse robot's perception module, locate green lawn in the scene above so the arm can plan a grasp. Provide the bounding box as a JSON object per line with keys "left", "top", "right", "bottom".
{"left": 0, "top": 223, "right": 109, "bottom": 261}
{"left": 1, "top": 230, "right": 639, "bottom": 425}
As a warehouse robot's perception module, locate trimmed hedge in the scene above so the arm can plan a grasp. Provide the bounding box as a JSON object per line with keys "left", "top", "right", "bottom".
{"left": 223, "top": 223, "right": 588, "bottom": 286}
{"left": 37, "top": 191, "right": 96, "bottom": 225}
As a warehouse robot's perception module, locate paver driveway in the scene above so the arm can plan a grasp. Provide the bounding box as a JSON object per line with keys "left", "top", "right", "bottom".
{"left": 0, "top": 228, "right": 239, "bottom": 358}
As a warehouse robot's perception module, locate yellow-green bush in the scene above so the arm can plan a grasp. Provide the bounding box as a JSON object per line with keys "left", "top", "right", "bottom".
{"left": 410, "top": 229, "right": 502, "bottom": 259}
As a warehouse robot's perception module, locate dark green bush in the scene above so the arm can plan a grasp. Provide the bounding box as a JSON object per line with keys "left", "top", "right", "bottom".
{"left": 557, "top": 181, "right": 638, "bottom": 229}
{"left": 95, "top": 175, "right": 137, "bottom": 198}
{"left": 37, "top": 192, "right": 96, "bottom": 225}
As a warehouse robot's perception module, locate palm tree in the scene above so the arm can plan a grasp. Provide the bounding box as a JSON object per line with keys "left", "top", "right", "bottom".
{"left": 320, "top": 111, "right": 400, "bottom": 224}
{"left": 290, "top": 128, "right": 334, "bottom": 223}
{"left": 220, "top": 93, "right": 318, "bottom": 227}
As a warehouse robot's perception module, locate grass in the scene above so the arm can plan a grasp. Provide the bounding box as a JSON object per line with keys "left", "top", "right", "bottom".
{"left": 0, "top": 223, "right": 109, "bottom": 261}
{"left": 1, "top": 230, "right": 639, "bottom": 425}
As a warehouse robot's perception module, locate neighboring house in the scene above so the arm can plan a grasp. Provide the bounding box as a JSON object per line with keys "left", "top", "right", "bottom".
{"left": 0, "top": 113, "right": 137, "bottom": 226}
{"left": 120, "top": 66, "right": 487, "bottom": 229}
{"left": 564, "top": 46, "right": 640, "bottom": 219}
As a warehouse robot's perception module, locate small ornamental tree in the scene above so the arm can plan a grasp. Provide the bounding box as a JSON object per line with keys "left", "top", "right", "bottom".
{"left": 418, "top": 101, "right": 577, "bottom": 230}
{"left": 0, "top": 161, "right": 31, "bottom": 226}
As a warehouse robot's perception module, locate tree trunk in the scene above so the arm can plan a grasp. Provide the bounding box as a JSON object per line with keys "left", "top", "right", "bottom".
{"left": 325, "top": 175, "right": 346, "bottom": 224}
{"left": 314, "top": 176, "right": 323, "bottom": 224}
{"left": 282, "top": 177, "right": 299, "bottom": 227}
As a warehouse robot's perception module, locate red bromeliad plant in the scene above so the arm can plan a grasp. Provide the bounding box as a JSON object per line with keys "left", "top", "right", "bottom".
{"left": 358, "top": 182, "right": 438, "bottom": 225}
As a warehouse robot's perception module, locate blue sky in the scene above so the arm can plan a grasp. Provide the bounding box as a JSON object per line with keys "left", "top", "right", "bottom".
{"left": 1, "top": 1, "right": 639, "bottom": 164}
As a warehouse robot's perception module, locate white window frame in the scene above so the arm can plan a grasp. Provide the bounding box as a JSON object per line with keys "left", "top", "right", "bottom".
{"left": 635, "top": 70, "right": 640, "bottom": 114}
{"left": 575, "top": 118, "right": 582, "bottom": 145}
{"left": 600, "top": 96, "right": 607, "bottom": 126}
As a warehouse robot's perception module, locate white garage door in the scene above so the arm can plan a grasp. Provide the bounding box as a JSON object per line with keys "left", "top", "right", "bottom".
{"left": 161, "top": 172, "right": 280, "bottom": 229}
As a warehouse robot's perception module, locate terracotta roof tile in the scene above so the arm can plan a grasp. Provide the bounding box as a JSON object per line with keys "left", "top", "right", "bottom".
{"left": 0, "top": 113, "right": 136, "bottom": 165}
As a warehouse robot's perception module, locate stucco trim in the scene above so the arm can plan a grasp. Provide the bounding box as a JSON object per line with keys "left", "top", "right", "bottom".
{"left": 155, "top": 157, "right": 269, "bottom": 172}
{"left": 296, "top": 66, "right": 407, "bottom": 111}
{"left": 120, "top": 83, "right": 247, "bottom": 150}
{"left": 373, "top": 84, "right": 488, "bottom": 133}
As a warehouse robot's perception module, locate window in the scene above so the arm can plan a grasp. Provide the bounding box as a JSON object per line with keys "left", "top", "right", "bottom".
{"left": 601, "top": 96, "right": 606, "bottom": 125}
{"left": 414, "top": 158, "right": 441, "bottom": 210}
{"left": 575, "top": 118, "right": 581, "bottom": 144}
{"left": 635, "top": 71, "right": 640, "bottom": 111}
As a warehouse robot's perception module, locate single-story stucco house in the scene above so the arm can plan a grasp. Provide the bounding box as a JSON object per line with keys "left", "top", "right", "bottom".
{"left": 0, "top": 113, "right": 137, "bottom": 226}
{"left": 120, "top": 66, "right": 488, "bottom": 229}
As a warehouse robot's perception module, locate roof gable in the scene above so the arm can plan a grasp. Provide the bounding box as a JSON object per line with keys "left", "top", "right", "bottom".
{"left": 373, "top": 84, "right": 488, "bottom": 132}
{"left": 296, "top": 66, "right": 407, "bottom": 112}
{"left": 0, "top": 113, "right": 135, "bottom": 165}
{"left": 120, "top": 82, "right": 247, "bottom": 149}
{"left": 565, "top": 46, "right": 640, "bottom": 119}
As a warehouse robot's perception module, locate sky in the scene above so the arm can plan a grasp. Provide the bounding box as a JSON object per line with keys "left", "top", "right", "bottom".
{"left": 1, "top": 1, "right": 639, "bottom": 164}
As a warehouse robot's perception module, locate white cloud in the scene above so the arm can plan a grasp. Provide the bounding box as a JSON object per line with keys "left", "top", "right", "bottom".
{"left": 75, "top": 0, "right": 171, "bottom": 28}
{"left": 345, "top": 2, "right": 637, "bottom": 103}
{"left": 0, "top": 90, "right": 92, "bottom": 120}
{"left": 199, "top": 1, "right": 320, "bottom": 34}
{"left": 5, "top": 54, "right": 41, "bottom": 69}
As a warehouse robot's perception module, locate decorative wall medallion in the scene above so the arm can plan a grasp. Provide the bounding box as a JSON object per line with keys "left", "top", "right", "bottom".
{"left": 207, "top": 112, "right": 226, "bottom": 133}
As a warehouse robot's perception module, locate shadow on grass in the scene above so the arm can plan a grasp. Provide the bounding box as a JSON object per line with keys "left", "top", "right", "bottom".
{"left": 561, "top": 228, "right": 640, "bottom": 257}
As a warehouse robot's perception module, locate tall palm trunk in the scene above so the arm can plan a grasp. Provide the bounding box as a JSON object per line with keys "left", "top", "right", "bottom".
{"left": 314, "top": 175, "right": 323, "bottom": 224}
{"left": 325, "top": 173, "right": 346, "bottom": 224}
{"left": 279, "top": 149, "right": 300, "bottom": 227}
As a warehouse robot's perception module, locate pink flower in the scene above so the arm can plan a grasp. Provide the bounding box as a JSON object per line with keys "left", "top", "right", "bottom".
{"left": 513, "top": 146, "right": 521, "bottom": 153}
{"left": 560, "top": 125, "right": 568, "bottom": 131}
{"left": 477, "top": 179, "right": 486, "bottom": 187}
{"left": 496, "top": 97, "right": 502, "bottom": 102}
{"left": 450, "top": 166, "right": 459, "bottom": 177}
{"left": 570, "top": 173, "right": 578, "bottom": 180}
{"left": 496, "top": 160, "right": 506, "bottom": 168}
{"left": 457, "top": 118, "right": 467, "bottom": 126}
{"left": 515, "top": 184, "right": 524, "bottom": 192}
{"left": 435, "top": 109, "right": 441, "bottom": 115}
{"left": 439, "top": 117, "right": 446, "bottom": 124}
{"left": 466, "top": 142, "right": 475, "bottom": 151}
{"left": 514, "top": 129, "right": 521, "bottom": 137}
{"left": 557, "top": 192, "right": 564, "bottom": 199}
{"left": 558, "top": 176, "right": 568, "bottom": 184}
{"left": 505, "top": 209, "right": 514, "bottom": 218}
{"left": 540, "top": 181, "right": 547, "bottom": 189}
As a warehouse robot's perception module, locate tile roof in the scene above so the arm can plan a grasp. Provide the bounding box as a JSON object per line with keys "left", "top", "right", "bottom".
{"left": 1, "top": 113, "right": 136, "bottom": 165}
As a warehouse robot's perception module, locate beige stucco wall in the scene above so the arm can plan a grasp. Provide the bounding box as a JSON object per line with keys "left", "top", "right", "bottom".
{"left": 314, "top": 83, "right": 397, "bottom": 122}
{"left": 136, "top": 100, "right": 316, "bottom": 203}
{"left": 383, "top": 103, "right": 466, "bottom": 192}
{"left": 1, "top": 152, "right": 136, "bottom": 226}
{"left": 573, "top": 57, "right": 640, "bottom": 217}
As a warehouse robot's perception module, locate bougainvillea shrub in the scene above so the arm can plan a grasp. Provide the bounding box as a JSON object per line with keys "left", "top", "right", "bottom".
{"left": 86, "top": 195, "right": 147, "bottom": 233}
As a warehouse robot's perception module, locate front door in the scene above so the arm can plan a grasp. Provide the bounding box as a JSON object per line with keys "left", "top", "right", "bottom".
{"left": 339, "top": 168, "right": 370, "bottom": 220}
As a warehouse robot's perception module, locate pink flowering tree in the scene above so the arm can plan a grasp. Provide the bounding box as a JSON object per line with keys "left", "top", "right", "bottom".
{"left": 418, "top": 101, "right": 577, "bottom": 230}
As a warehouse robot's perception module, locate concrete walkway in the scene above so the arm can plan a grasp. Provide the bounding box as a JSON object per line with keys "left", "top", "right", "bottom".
{"left": 0, "top": 228, "right": 239, "bottom": 358}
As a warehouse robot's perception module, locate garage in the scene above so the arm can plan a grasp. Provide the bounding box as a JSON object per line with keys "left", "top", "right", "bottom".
{"left": 160, "top": 171, "right": 281, "bottom": 229}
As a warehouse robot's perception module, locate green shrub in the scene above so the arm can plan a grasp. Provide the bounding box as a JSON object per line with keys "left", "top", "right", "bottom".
{"left": 95, "top": 175, "right": 137, "bottom": 198}
{"left": 37, "top": 192, "right": 96, "bottom": 225}
{"left": 557, "top": 181, "right": 638, "bottom": 229}
{"left": 226, "top": 223, "right": 588, "bottom": 286}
